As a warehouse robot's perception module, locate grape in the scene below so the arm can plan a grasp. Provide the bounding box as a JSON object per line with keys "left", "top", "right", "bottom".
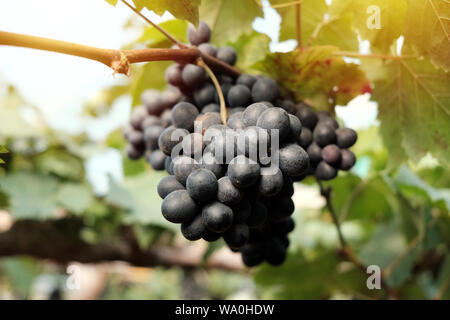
{"left": 229, "top": 107, "right": 245, "bottom": 115}
{"left": 298, "top": 127, "right": 312, "bottom": 148}
{"left": 201, "top": 103, "right": 220, "bottom": 113}
{"left": 315, "top": 161, "right": 338, "bottom": 180}
{"left": 279, "top": 175, "right": 294, "bottom": 197}
{"left": 141, "top": 90, "right": 164, "bottom": 115}
{"left": 216, "top": 46, "right": 237, "bottom": 66}
{"left": 313, "top": 123, "right": 337, "bottom": 147}
{"left": 142, "top": 115, "right": 162, "bottom": 130}
{"left": 173, "top": 156, "right": 200, "bottom": 185}
{"left": 187, "top": 21, "right": 211, "bottom": 46}
{"left": 126, "top": 144, "right": 143, "bottom": 160}
{"left": 226, "top": 111, "right": 245, "bottom": 131}
{"left": 217, "top": 176, "right": 244, "bottom": 205}
{"left": 236, "top": 74, "right": 257, "bottom": 89}
{"left": 157, "top": 175, "right": 185, "bottom": 199}
{"left": 340, "top": 149, "right": 356, "bottom": 170}
{"left": 256, "top": 107, "right": 290, "bottom": 141}
{"left": 237, "top": 126, "right": 270, "bottom": 161}
{"left": 182, "top": 64, "right": 206, "bottom": 89}
{"left": 288, "top": 114, "right": 302, "bottom": 141}
{"left": 181, "top": 214, "right": 205, "bottom": 241}
{"left": 316, "top": 111, "right": 332, "bottom": 121}
{"left": 227, "top": 85, "right": 252, "bottom": 108}
{"left": 242, "top": 102, "right": 269, "bottom": 127}
{"left": 246, "top": 201, "right": 267, "bottom": 228}
{"left": 241, "top": 243, "right": 265, "bottom": 267}
{"left": 223, "top": 223, "right": 250, "bottom": 249}
{"left": 144, "top": 125, "right": 164, "bottom": 151}
{"left": 268, "top": 196, "right": 295, "bottom": 221}
{"left": 306, "top": 142, "right": 322, "bottom": 164}
{"left": 278, "top": 99, "right": 296, "bottom": 114}
{"left": 251, "top": 78, "right": 279, "bottom": 103}
{"left": 186, "top": 168, "right": 218, "bottom": 201}
{"left": 272, "top": 218, "right": 295, "bottom": 235}
{"left": 317, "top": 117, "right": 339, "bottom": 130}
{"left": 194, "top": 112, "right": 222, "bottom": 133}
{"left": 128, "top": 130, "right": 145, "bottom": 149}
{"left": 202, "top": 229, "right": 221, "bottom": 242}
{"left": 322, "top": 144, "right": 341, "bottom": 165}
{"left": 258, "top": 166, "right": 283, "bottom": 197}
{"left": 158, "top": 126, "right": 189, "bottom": 156}
{"left": 160, "top": 109, "right": 172, "bottom": 128}
{"left": 276, "top": 143, "right": 309, "bottom": 177}
{"left": 228, "top": 155, "right": 261, "bottom": 188}
{"left": 147, "top": 150, "right": 167, "bottom": 170}
{"left": 265, "top": 238, "right": 286, "bottom": 266}
{"left": 165, "top": 64, "right": 184, "bottom": 88}
{"left": 130, "top": 106, "right": 148, "bottom": 130}
{"left": 336, "top": 128, "right": 357, "bottom": 148}
{"left": 194, "top": 83, "right": 215, "bottom": 107}
{"left": 198, "top": 43, "right": 217, "bottom": 57}
{"left": 165, "top": 157, "right": 174, "bottom": 174}
{"left": 231, "top": 199, "right": 251, "bottom": 223}
{"left": 209, "top": 128, "right": 238, "bottom": 162}
{"left": 202, "top": 201, "right": 234, "bottom": 233}
{"left": 214, "top": 82, "right": 232, "bottom": 105}
{"left": 199, "top": 152, "right": 224, "bottom": 179}
{"left": 182, "top": 132, "right": 205, "bottom": 159}
{"left": 295, "top": 102, "right": 318, "bottom": 129}
{"left": 171, "top": 102, "right": 199, "bottom": 131}
{"left": 161, "top": 190, "right": 198, "bottom": 223}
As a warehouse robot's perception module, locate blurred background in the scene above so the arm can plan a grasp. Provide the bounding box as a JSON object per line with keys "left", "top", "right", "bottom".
{"left": 0, "top": 0, "right": 448, "bottom": 300}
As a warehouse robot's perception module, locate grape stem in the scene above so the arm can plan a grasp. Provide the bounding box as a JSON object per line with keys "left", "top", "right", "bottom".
{"left": 317, "top": 180, "right": 400, "bottom": 300}
{"left": 197, "top": 57, "right": 228, "bottom": 125}
{"left": 0, "top": 30, "right": 241, "bottom": 77}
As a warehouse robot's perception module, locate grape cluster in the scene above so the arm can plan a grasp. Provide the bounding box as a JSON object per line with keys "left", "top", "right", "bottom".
{"left": 294, "top": 103, "right": 358, "bottom": 181}
{"left": 123, "top": 22, "right": 357, "bottom": 267}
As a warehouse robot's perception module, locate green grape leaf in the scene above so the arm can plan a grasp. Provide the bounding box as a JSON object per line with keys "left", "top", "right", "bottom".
{"left": 254, "top": 250, "right": 339, "bottom": 299}
{"left": 369, "top": 57, "right": 450, "bottom": 166}
{"left": 134, "top": 19, "right": 188, "bottom": 48}
{"left": 56, "top": 183, "right": 93, "bottom": 215}
{"left": 394, "top": 165, "right": 450, "bottom": 211}
{"left": 271, "top": 0, "right": 358, "bottom": 51}
{"left": 82, "top": 85, "right": 129, "bottom": 117}
{"left": 106, "top": 0, "right": 200, "bottom": 25}
{"left": 106, "top": 172, "right": 176, "bottom": 230}
{"left": 0, "top": 85, "right": 42, "bottom": 138}
{"left": 404, "top": 0, "right": 450, "bottom": 71}
{"left": 130, "top": 61, "right": 171, "bottom": 106}
{"left": 0, "top": 145, "right": 7, "bottom": 164}
{"left": 330, "top": 0, "right": 408, "bottom": 54}
{"left": 0, "top": 172, "right": 60, "bottom": 219}
{"left": 325, "top": 174, "right": 395, "bottom": 222}
{"left": 199, "top": 0, "right": 263, "bottom": 45}
{"left": 133, "top": 0, "right": 200, "bottom": 26}
{"left": 35, "top": 148, "right": 84, "bottom": 181}
{"left": 254, "top": 46, "right": 371, "bottom": 109}
{"left": 229, "top": 31, "right": 271, "bottom": 73}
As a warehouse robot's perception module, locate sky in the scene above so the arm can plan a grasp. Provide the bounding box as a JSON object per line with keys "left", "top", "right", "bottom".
{"left": 0, "top": 0, "right": 378, "bottom": 193}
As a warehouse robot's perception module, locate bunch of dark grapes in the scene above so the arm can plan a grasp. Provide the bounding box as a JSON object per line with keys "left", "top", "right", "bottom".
{"left": 294, "top": 103, "right": 358, "bottom": 181}
{"left": 123, "top": 22, "right": 357, "bottom": 267}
